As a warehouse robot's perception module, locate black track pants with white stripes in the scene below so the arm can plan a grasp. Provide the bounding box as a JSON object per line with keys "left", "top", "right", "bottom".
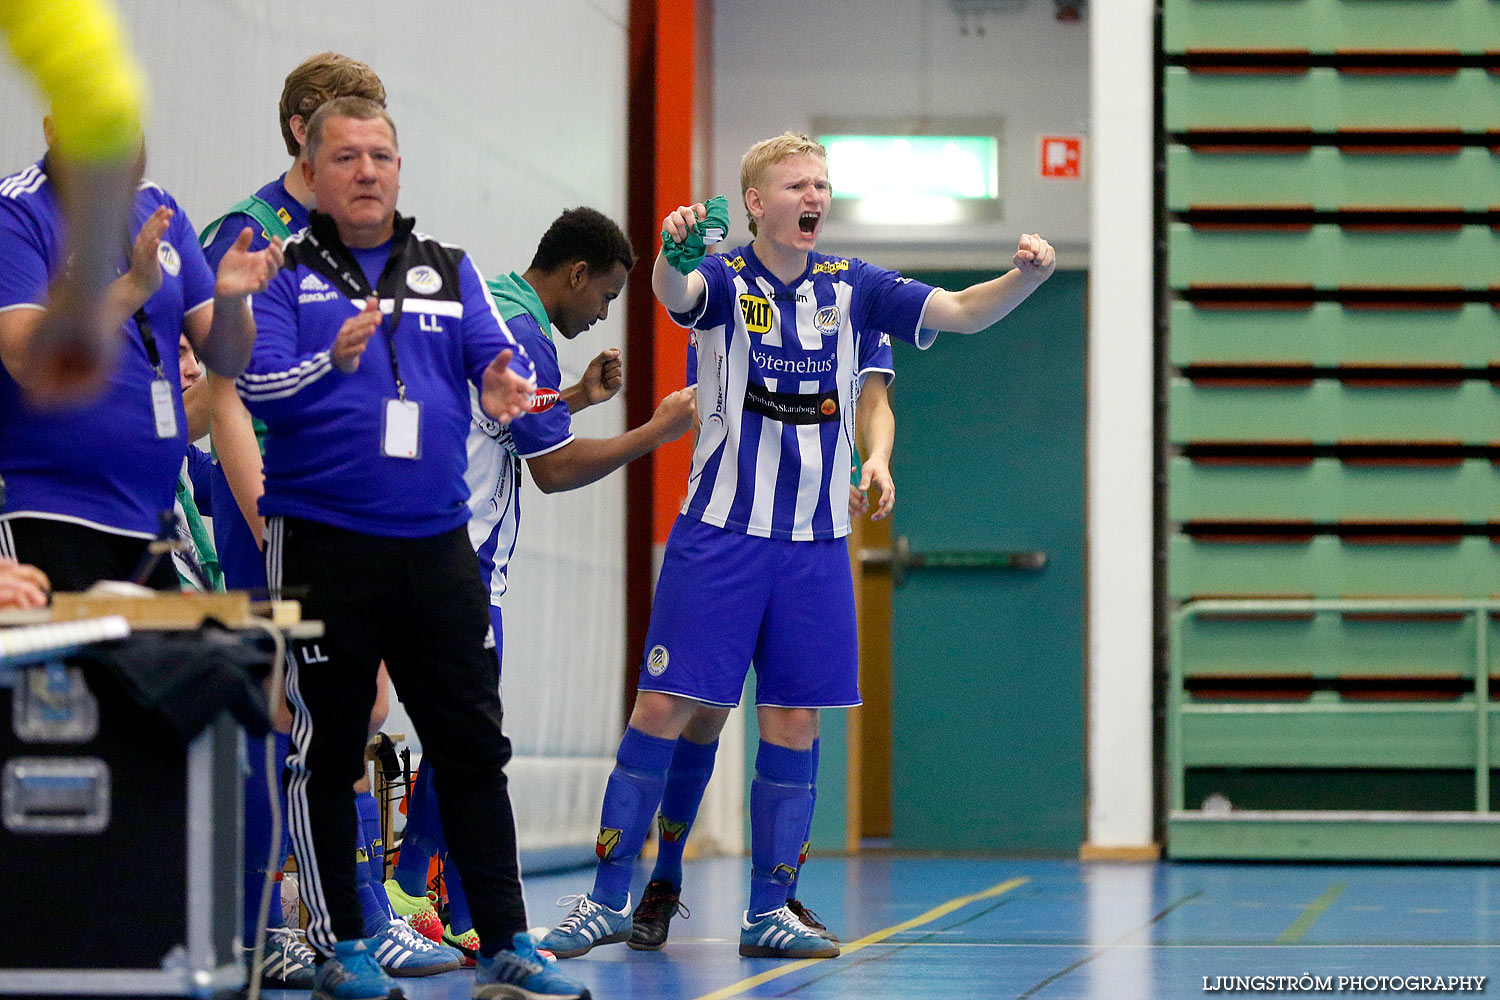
{"left": 267, "top": 516, "right": 526, "bottom": 956}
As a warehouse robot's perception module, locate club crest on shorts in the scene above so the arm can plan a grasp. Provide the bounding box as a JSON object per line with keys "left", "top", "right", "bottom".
{"left": 814, "top": 305, "right": 840, "bottom": 335}
{"left": 596, "top": 827, "right": 622, "bottom": 860}
{"left": 405, "top": 265, "right": 442, "bottom": 294}
{"left": 646, "top": 644, "right": 670, "bottom": 676}
{"left": 157, "top": 240, "right": 181, "bottom": 276}
{"left": 657, "top": 816, "right": 689, "bottom": 843}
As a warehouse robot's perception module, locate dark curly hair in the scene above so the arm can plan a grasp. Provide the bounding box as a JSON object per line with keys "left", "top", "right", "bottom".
{"left": 529, "top": 207, "right": 636, "bottom": 275}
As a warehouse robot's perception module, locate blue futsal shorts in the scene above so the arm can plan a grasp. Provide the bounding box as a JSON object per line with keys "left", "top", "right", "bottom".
{"left": 638, "top": 515, "right": 860, "bottom": 709}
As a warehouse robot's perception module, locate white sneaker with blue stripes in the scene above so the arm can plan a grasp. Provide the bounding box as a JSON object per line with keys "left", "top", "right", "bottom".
{"left": 537, "top": 893, "right": 633, "bottom": 958}
{"left": 738, "top": 906, "right": 841, "bottom": 959}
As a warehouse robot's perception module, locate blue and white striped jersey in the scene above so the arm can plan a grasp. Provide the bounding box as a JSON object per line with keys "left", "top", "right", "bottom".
{"left": 670, "top": 244, "right": 934, "bottom": 541}
{"left": 465, "top": 303, "right": 573, "bottom": 604}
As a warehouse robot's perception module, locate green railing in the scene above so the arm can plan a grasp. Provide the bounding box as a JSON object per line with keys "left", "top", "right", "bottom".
{"left": 1167, "top": 598, "right": 1500, "bottom": 859}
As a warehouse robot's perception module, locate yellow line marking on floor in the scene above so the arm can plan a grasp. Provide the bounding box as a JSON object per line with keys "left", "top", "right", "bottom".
{"left": 1276, "top": 883, "right": 1346, "bottom": 944}
{"left": 688, "top": 877, "right": 1030, "bottom": 1000}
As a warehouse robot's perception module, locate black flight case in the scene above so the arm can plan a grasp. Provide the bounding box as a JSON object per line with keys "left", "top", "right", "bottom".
{"left": 0, "top": 618, "right": 244, "bottom": 997}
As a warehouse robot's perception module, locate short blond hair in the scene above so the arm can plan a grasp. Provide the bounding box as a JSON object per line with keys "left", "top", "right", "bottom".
{"left": 739, "top": 132, "right": 827, "bottom": 235}
{"left": 280, "top": 52, "right": 385, "bottom": 157}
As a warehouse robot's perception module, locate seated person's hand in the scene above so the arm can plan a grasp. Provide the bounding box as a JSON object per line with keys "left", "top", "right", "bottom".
{"left": 0, "top": 559, "right": 50, "bottom": 609}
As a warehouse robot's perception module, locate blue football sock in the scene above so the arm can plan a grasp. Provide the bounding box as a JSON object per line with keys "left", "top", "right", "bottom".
{"left": 443, "top": 852, "right": 473, "bottom": 936}
{"left": 748, "top": 740, "right": 813, "bottom": 919}
{"left": 356, "top": 790, "right": 387, "bottom": 889}
{"left": 355, "top": 790, "right": 394, "bottom": 934}
{"left": 394, "top": 763, "right": 443, "bottom": 897}
{"left": 590, "top": 727, "right": 676, "bottom": 910}
{"left": 786, "top": 737, "right": 818, "bottom": 900}
{"left": 649, "top": 737, "right": 718, "bottom": 889}
{"left": 358, "top": 877, "right": 391, "bottom": 937}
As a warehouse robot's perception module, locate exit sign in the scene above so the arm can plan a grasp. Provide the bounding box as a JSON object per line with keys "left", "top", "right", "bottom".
{"left": 1039, "top": 135, "right": 1082, "bottom": 179}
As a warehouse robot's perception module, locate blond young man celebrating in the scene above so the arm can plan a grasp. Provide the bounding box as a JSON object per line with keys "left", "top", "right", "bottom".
{"left": 541, "top": 132, "right": 1055, "bottom": 961}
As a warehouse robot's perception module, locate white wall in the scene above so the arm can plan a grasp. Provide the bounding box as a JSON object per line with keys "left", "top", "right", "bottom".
{"left": 711, "top": 0, "right": 1090, "bottom": 269}
{"left": 0, "top": 0, "right": 633, "bottom": 857}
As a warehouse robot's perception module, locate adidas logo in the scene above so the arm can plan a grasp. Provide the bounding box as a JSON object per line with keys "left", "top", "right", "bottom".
{"left": 300, "top": 273, "right": 329, "bottom": 292}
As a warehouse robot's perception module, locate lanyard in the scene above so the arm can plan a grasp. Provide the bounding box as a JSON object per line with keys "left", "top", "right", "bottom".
{"left": 123, "top": 229, "right": 166, "bottom": 379}
{"left": 383, "top": 316, "right": 406, "bottom": 400}
{"left": 305, "top": 217, "right": 411, "bottom": 400}
{"left": 133, "top": 307, "right": 165, "bottom": 379}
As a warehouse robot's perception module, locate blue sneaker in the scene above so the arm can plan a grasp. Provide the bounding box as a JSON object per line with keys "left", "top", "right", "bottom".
{"left": 739, "top": 906, "right": 841, "bottom": 959}
{"left": 311, "top": 939, "right": 404, "bottom": 1000}
{"left": 473, "top": 932, "right": 592, "bottom": 999}
{"left": 245, "top": 925, "right": 317, "bottom": 989}
{"left": 537, "top": 893, "right": 632, "bottom": 958}
{"left": 369, "top": 917, "right": 463, "bottom": 976}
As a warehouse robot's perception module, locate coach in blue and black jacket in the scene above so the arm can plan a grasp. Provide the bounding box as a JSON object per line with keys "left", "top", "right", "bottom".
{"left": 236, "top": 96, "right": 591, "bottom": 1000}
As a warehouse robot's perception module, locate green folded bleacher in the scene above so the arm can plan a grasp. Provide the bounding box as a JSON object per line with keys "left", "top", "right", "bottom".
{"left": 1168, "top": 224, "right": 1500, "bottom": 290}
{"left": 1162, "top": 0, "right": 1500, "bottom": 54}
{"left": 1165, "top": 67, "right": 1500, "bottom": 133}
{"left": 1161, "top": 0, "right": 1500, "bottom": 860}
{"left": 1168, "top": 302, "right": 1500, "bottom": 367}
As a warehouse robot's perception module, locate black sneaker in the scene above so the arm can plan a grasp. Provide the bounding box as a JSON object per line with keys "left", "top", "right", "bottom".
{"left": 628, "top": 879, "right": 689, "bottom": 951}
{"left": 787, "top": 898, "right": 840, "bottom": 944}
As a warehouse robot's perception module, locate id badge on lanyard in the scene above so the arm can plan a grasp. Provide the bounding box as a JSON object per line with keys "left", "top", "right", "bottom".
{"left": 133, "top": 309, "right": 178, "bottom": 439}
{"left": 382, "top": 397, "right": 421, "bottom": 459}
{"left": 378, "top": 274, "right": 421, "bottom": 459}
{"left": 310, "top": 227, "right": 421, "bottom": 459}
{"left": 150, "top": 377, "right": 178, "bottom": 439}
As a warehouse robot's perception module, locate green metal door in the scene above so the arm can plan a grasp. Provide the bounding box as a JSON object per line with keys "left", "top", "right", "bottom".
{"left": 886, "top": 268, "right": 1087, "bottom": 852}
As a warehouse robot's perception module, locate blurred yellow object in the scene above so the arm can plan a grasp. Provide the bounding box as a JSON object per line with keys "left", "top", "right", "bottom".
{"left": 0, "top": 0, "right": 145, "bottom": 161}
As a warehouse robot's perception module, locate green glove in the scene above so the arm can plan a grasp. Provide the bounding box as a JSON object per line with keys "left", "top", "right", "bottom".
{"left": 662, "top": 195, "right": 730, "bottom": 275}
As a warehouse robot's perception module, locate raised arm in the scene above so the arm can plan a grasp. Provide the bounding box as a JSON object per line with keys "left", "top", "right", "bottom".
{"left": 189, "top": 227, "right": 283, "bottom": 377}
{"left": 1, "top": 0, "right": 146, "bottom": 404}
{"left": 561, "top": 348, "right": 622, "bottom": 414}
{"left": 919, "top": 234, "right": 1057, "bottom": 334}
{"left": 652, "top": 204, "right": 709, "bottom": 315}
{"left": 0, "top": 203, "right": 168, "bottom": 397}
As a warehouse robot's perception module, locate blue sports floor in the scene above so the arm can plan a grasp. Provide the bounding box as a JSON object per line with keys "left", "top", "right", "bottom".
{"left": 264, "top": 856, "right": 1500, "bottom": 999}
